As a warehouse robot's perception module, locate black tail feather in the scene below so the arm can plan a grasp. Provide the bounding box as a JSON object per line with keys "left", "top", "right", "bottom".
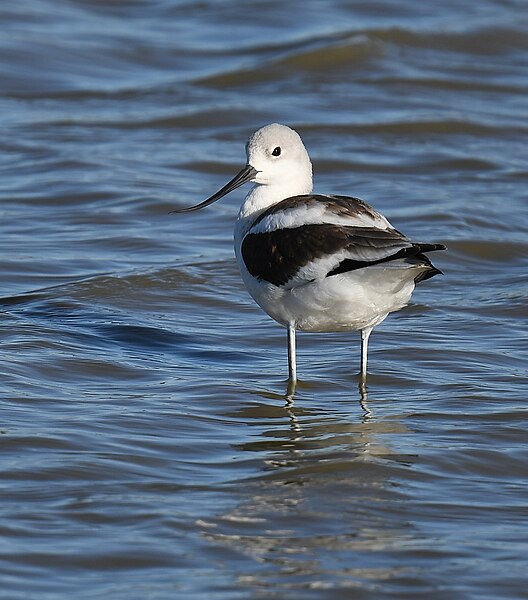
{"left": 413, "top": 247, "right": 446, "bottom": 283}
{"left": 327, "top": 242, "right": 446, "bottom": 280}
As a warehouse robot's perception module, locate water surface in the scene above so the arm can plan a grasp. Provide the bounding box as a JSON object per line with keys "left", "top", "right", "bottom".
{"left": 1, "top": 1, "right": 527, "bottom": 598}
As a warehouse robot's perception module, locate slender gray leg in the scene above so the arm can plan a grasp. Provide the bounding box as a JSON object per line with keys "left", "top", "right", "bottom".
{"left": 360, "top": 326, "right": 373, "bottom": 384}
{"left": 287, "top": 323, "right": 297, "bottom": 383}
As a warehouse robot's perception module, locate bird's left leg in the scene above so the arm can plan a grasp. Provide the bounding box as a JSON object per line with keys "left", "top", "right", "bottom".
{"left": 287, "top": 323, "right": 297, "bottom": 383}
{"left": 360, "top": 326, "right": 373, "bottom": 385}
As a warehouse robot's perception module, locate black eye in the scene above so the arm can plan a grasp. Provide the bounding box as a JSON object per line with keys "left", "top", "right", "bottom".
{"left": 272, "top": 146, "right": 281, "bottom": 156}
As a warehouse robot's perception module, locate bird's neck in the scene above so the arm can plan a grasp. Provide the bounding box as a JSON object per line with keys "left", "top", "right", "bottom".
{"left": 236, "top": 177, "right": 313, "bottom": 231}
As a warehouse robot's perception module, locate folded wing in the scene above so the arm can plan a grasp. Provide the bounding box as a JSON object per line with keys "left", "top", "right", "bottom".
{"left": 241, "top": 194, "right": 445, "bottom": 288}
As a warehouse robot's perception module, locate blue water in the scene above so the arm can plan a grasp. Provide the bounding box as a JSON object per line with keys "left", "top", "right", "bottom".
{"left": 1, "top": 1, "right": 527, "bottom": 598}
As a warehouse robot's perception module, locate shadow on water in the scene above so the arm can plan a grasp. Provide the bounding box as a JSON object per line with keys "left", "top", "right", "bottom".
{"left": 199, "top": 379, "right": 417, "bottom": 595}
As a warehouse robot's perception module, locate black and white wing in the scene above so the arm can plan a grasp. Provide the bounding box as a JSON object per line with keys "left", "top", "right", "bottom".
{"left": 241, "top": 194, "right": 445, "bottom": 288}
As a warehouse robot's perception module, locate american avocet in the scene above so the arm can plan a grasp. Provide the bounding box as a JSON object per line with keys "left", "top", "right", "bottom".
{"left": 173, "top": 123, "right": 445, "bottom": 385}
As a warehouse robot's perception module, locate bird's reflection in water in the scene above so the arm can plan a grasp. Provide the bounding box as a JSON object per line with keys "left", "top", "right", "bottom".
{"left": 201, "top": 378, "right": 413, "bottom": 593}
{"left": 284, "top": 376, "right": 373, "bottom": 436}
{"left": 272, "top": 377, "right": 375, "bottom": 472}
{"left": 284, "top": 378, "right": 301, "bottom": 435}
{"left": 358, "top": 380, "right": 372, "bottom": 420}
{"left": 225, "top": 374, "right": 408, "bottom": 465}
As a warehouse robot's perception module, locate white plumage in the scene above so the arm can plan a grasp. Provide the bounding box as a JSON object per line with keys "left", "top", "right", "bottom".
{"left": 173, "top": 123, "right": 445, "bottom": 386}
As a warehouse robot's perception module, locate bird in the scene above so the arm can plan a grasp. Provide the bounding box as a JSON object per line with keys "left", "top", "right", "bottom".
{"left": 172, "top": 123, "right": 445, "bottom": 386}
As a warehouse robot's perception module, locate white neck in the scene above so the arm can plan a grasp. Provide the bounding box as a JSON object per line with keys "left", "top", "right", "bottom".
{"left": 236, "top": 175, "right": 313, "bottom": 230}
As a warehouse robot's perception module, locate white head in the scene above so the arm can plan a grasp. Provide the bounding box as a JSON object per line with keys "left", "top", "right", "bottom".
{"left": 172, "top": 123, "right": 313, "bottom": 214}
{"left": 245, "top": 123, "right": 313, "bottom": 193}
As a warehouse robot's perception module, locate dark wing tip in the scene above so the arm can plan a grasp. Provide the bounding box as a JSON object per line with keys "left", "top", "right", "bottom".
{"left": 417, "top": 243, "right": 447, "bottom": 253}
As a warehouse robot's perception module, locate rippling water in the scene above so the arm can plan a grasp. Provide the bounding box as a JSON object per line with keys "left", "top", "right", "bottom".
{"left": 1, "top": 1, "right": 527, "bottom": 598}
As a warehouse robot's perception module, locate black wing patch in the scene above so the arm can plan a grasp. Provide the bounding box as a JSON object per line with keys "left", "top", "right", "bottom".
{"left": 242, "top": 224, "right": 349, "bottom": 287}
{"left": 241, "top": 223, "right": 445, "bottom": 287}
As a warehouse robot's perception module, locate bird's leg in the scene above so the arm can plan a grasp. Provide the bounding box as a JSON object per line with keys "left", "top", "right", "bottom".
{"left": 360, "top": 326, "right": 373, "bottom": 385}
{"left": 287, "top": 323, "right": 297, "bottom": 383}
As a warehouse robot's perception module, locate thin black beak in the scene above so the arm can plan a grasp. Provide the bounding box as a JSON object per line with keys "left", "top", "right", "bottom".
{"left": 170, "top": 164, "right": 258, "bottom": 213}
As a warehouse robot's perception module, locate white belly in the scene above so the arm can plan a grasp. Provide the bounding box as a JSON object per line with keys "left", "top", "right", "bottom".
{"left": 237, "top": 260, "right": 418, "bottom": 333}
